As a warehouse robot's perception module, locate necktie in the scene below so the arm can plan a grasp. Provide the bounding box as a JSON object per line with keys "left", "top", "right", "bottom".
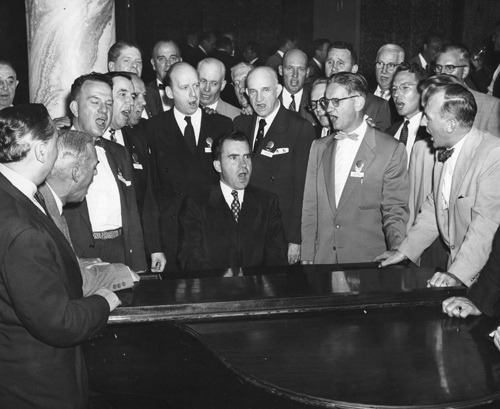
{"left": 438, "top": 148, "right": 454, "bottom": 163}
{"left": 379, "top": 89, "right": 388, "bottom": 99}
{"left": 335, "top": 132, "right": 359, "bottom": 141}
{"left": 289, "top": 94, "right": 296, "bottom": 111}
{"left": 158, "top": 82, "right": 165, "bottom": 90}
{"left": 109, "top": 128, "right": 116, "bottom": 142}
{"left": 400, "top": 120, "right": 409, "bottom": 146}
{"left": 254, "top": 118, "right": 266, "bottom": 154}
{"left": 231, "top": 190, "right": 240, "bottom": 222}
{"left": 184, "top": 116, "right": 196, "bottom": 154}
{"left": 34, "top": 190, "right": 51, "bottom": 217}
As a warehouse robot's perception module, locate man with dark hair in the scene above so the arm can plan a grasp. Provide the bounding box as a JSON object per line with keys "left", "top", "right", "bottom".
{"left": 147, "top": 39, "right": 182, "bottom": 116}
{"left": 376, "top": 81, "right": 500, "bottom": 288}
{"left": 146, "top": 62, "right": 232, "bottom": 271}
{"left": 211, "top": 38, "right": 239, "bottom": 107}
{"left": 434, "top": 44, "right": 500, "bottom": 135}
{"left": 234, "top": 66, "right": 315, "bottom": 264}
{"left": 0, "top": 104, "right": 116, "bottom": 408}
{"left": 302, "top": 73, "right": 409, "bottom": 264}
{"left": 409, "top": 35, "right": 443, "bottom": 73}
{"left": 325, "top": 41, "right": 391, "bottom": 131}
{"left": 243, "top": 42, "right": 264, "bottom": 66}
{"left": 266, "top": 32, "right": 297, "bottom": 72}
{"left": 187, "top": 31, "right": 217, "bottom": 67}
{"left": 279, "top": 49, "right": 315, "bottom": 124}
{"left": 178, "top": 130, "right": 287, "bottom": 271}
{"left": 108, "top": 39, "right": 143, "bottom": 76}
{"left": 0, "top": 60, "right": 18, "bottom": 111}
{"left": 65, "top": 72, "right": 148, "bottom": 272}
{"left": 308, "top": 38, "right": 330, "bottom": 83}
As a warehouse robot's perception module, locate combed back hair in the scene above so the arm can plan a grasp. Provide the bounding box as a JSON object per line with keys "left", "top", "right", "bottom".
{"left": 50, "top": 130, "right": 94, "bottom": 178}
{"left": 105, "top": 71, "right": 132, "bottom": 82}
{"left": 152, "top": 39, "right": 180, "bottom": 57}
{"left": 395, "top": 62, "right": 430, "bottom": 86}
{"left": 244, "top": 42, "right": 261, "bottom": 56}
{"left": 419, "top": 74, "right": 461, "bottom": 98}
{"left": 328, "top": 41, "right": 358, "bottom": 65}
{"left": 0, "top": 104, "right": 55, "bottom": 163}
{"left": 212, "top": 130, "right": 249, "bottom": 161}
{"left": 108, "top": 40, "right": 142, "bottom": 63}
{"left": 312, "top": 77, "right": 329, "bottom": 87}
{"left": 216, "top": 36, "right": 233, "bottom": 51}
{"left": 197, "top": 58, "right": 226, "bottom": 80}
{"left": 328, "top": 72, "right": 368, "bottom": 98}
{"left": 0, "top": 60, "right": 16, "bottom": 73}
{"left": 437, "top": 44, "right": 470, "bottom": 66}
{"left": 313, "top": 38, "right": 330, "bottom": 52}
{"left": 70, "top": 72, "right": 113, "bottom": 102}
{"left": 376, "top": 44, "right": 405, "bottom": 63}
{"left": 231, "top": 62, "right": 253, "bottom": 79}
{"left": 421, "top": 79, "right": 477, "bottom": 127}
{"left": 200, "top": 31, "right": 216, "bottom": 44}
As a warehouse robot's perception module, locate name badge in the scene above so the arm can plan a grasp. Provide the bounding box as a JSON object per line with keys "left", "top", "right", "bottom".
{"left": 261, "top": 150, "right": 273, "bottom": 158}
{"left": 274, "top": 147, "right": 289, "bottom": 155}
{"left": 350, "top": 171, "right": 364, "bottom": 178}
{"left": 117, "top": 173, "right": 132, "bottom": 186}
{"left": 133, "top": 163, "right": 143, "bottom": 170}
{"left": 205, "top": 147, "right": 212, "bottom": 153}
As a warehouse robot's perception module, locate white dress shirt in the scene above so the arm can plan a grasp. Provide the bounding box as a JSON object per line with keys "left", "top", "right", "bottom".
{"left": 335, "top": 120, "right": 368, "bottom": 206}
{"left": 375, "top": 85, "right": 391, "bottom": 101}
{"left": 441, "top": 133, "right": 469, "bottom": 210}
{"left": 173, "top": 107, "right": 202, "bottom": 145}
{"left": 281, "top": 88, "right": 303, "bottom": 112}
{"left": 0, "top": 163, "right": 45, "bottom": 213}
{"left": 393, "top": 112, "right": 423, "bottom": 165}
{"left": 102, "top": 127, "right": 125, "bottom": 146}
{"left": 220, "top": 180, "right": 245, "bottom": 209}
{"left": 418, "top": 53, "right": 427, "bottom": 69}
{"left": 252, "top": 102, "right": 281, "bottom": 149}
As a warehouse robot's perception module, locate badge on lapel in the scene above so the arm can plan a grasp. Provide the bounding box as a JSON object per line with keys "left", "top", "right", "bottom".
{"left": 132, "top": 153, "right": 143, "bottom": 170}
{"left": 261, "top": 141, "right": 274, "bottom": 157}
{"left": 350, "top": 160, "right": 364, "bottom": 181}
{"left": 205, "top": 137, "right": 213, "bottom": 153}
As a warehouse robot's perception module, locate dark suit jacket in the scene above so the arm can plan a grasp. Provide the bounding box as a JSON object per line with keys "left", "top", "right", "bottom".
{"left": 364, "top": 93, "right": 391, "bottom": 132}
{"left": 494, "top": 70, "right": 500, "bottom": 99}
{"left": 146, "top": 109, "right": 233, "bottom": 268}
{"left": 468, "top": 226, "right": 500, "bottom": 317}
{"left": 178, "top": 184, "right": 288, "bottom": 271}
{"left": 0, "top": 173, "right": 109, "bottom": 409}
{"left": 64, "top": 138, "right": 147, "bottom": 271}
{"left": 279, "top": 84, "right": 316, "bottom": 125}
{"left": 266, "top": 51, "right": 282, "bottom": 72}
{"left": 122, "top": 123, "right": 162, "bottom": 255}
{"left": 386, "top": 120, "right": 430, "bottom": 145}
{"left": 212, "top": 50, "right": 240, "bottom": 107}
{"left": 307, "top": 58, "right": 322, "bottom": 83}
{"left": 387, "top": 96, "right": 403, "bottom": 125}
{"left": 145, "top": 80, "right": 173, "bottom": 118}
{"left": 233, "top": 106, "right": 315, "bottom": 244}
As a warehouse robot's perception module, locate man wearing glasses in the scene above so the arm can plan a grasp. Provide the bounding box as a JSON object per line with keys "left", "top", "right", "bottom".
{"left": 302, "top": 72, "right": 409, "bottom": 264}
{"left": 434, "top": 44, "right": 500, "bottom": 135}
{"left": 146, "top": 39, "right": 182, "bottom": 116}
{"left": 373, "top": 43, "right": 405, "bottom": 125}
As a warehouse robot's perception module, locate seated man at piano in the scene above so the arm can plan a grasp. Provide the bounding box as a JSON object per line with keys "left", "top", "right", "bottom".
{"left": 178, "top": 130, "right": 288, "bottom": 271}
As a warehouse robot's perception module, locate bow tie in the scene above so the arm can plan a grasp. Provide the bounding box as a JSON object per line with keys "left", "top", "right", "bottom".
{"left": 335, "top": 132, "right": 359, "bottom": 141}
{"left": 438, "top": 148, "right": 454, "bottom": 162}
{"left": 158, "top": 83, "right": 165, "bottom": 90}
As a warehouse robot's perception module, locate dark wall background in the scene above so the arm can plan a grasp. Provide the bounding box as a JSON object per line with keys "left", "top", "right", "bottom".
{"left": 1, "top": 0, "right": 499, "bottom": 103}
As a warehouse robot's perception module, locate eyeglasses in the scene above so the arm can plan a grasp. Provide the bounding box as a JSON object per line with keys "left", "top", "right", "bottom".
{"left": 391, "top": 82, "right": 418, "bottom": 95}
{"left": 375, "top": 61, "right": 399, "bottom": 72}
{"left": 433, "top": 64, "right": 467, "bottom": 74}
{"left": 320, "top": 95, "right": 359, "bottom": 109}
{"left": 232, "top": 80, "right": 246, "bottom": 90}
{"left": 307, "top": 99, "right": 323, "bottom": 111}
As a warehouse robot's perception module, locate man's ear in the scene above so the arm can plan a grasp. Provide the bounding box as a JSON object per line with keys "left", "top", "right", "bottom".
{"left": 71, "top": 163, "right": 80, "bottom": 183}
{"left": 276, "top": 84, "right": 283, "bottom": 97}
{"left": 278, "top": 65, "right": 283, "bottom": 77}
{"left": 150, "top": 58, "right": 155, "bottom": 71}
{"left": 69, "top": 100, "right": 79, "bottom": 117}
{"left": 33, "top": 140, "right": 49, "bottom": 164}
{"left": 445, "top": 117, "right": 457, "bottom": 133}
{"left": 462, "top": 65, "right": 470, "bottom": 80}
{"left": 213, "top": 160, "right": 221, "bottom": 173}
{"left": 354, "top": 95, "right": 366, "bottom": 112}
{"left": 220, "top": 79, "right": 227, "bottom": 92}
{"left": 165, "top": 86, "right": 174, "bottom": 99}
{"left": 108, "top": 61, "right": 115, "bottom": 72}
{"left": 351, "top": 64, "right": 359, "bottom": 74}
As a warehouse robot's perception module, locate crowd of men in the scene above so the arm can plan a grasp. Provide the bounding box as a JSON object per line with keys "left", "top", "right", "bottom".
{"left": 2, "top": 23, "right": 500, "bottom": 407}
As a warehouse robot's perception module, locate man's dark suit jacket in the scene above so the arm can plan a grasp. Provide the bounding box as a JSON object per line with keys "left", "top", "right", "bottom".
{"left": 64, "top": 138, "right": 147, "bottom": 272}
{"left": 364, "top": 93, "right": 392, "bottom": 132}
{"left": 145, "top": 80, "right": 174, "bottom": 118}
{"left": 468, "top": 226, "right": 500, "bottom": 317}
{"left": 307, "top": 58, "right": 322, "bottom": 83}
{"left": 387, "top": 96, "right": 403, "bottom": 125}
{"left": 386, "top": 120, "right": 430, "bottom": 144}
{"left": 122, "top": 123, "right": 162, "bottom": 256}
{"left": 212, "top": 49, "right": 240, "bottom": 107}
{"left": 178, "top": 184, "right": 288, "bottom": 271}
{"left": 0, "top": 173, "right": 109, "bottom": 408}
{"left": 146, "top": 109, "right": 232, "bottom": 269}
{"left": 279, "top": 84, "right": 316, "bottom": 125}
{"left": 233, "top": 106, "right": 315, "bottom": 245}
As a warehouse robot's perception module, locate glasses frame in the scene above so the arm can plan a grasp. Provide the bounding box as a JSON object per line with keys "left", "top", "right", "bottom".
{"left": 374, "top": 61, "right": 400, "bottom": 72}
{"left": 433, "top": 64, "right": 467, "bottom": 74}
{"left": 320, "top": 95, "right": 359, "bottom": 110}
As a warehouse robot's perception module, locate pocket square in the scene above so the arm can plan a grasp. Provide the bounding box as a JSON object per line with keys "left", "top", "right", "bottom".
{"left": 274, "top": 147, "right": 289, "bottom": 155}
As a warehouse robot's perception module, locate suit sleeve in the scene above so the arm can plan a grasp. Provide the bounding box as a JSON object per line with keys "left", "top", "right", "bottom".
{"left": 448, "top": 147, "right": 500, "bottom": 286}
{"left": 381, "top": 142, "right": 410, "bottom": 249}
{"left": 141, "top": 164, "right": 162, "bottom": 255}
{"left": 467, "top": 226, "right": 500, "bottom": 317}
{"left": 177, "top": 196, "right": 211, "bottom": 271}
{"left": 301, "top": 139, "right": 322, "bottom": 261}
{"left": 289, "top": 120, "right": 315, "bottom": 244}
{"left": 264, "top": 194, "right": 288, "bottom": 265}
{"left": 2, "top": 226, "right": 109, "bottom": 347}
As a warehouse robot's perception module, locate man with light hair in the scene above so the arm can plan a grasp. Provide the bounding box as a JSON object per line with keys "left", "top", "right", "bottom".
{"left": 198, "top": 58, "right": 240, "bottom": 120}
{"left": 230, "top": 62, "right": 254, "bottom": 114}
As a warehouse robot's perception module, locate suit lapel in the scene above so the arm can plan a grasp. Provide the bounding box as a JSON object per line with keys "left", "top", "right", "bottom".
{"left": 323, "top": 139, "right": 337, "bottom": 213}
{"left": 209, "top": 185, "right": 237, "bottom": 234}
{"left": 337, "top": 127, "right": 376, "bottom": 211}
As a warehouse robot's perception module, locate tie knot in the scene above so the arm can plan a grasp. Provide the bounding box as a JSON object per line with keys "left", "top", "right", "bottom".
{"left": 291, "top": 94, "right": 295, "bottom": 100}
{"left": 335, "top": 132, "right": 359, "bottom": 141}
{"left": 158, "top": 83, "right": 165, "bottom": 90}
{"left": 231, "top": 190, "right": 239, "bottom": 200}
{"left": 259, "top": 118, "right": 266, "bottom": 128}
{"left": 403, "top": 120, "right": 409, "bottom": 127}
{"left": 438, "top": 148, "right": 454, "bottom": 163}
{"left": 184, "top": 116, "right": 192, "bottom": 124}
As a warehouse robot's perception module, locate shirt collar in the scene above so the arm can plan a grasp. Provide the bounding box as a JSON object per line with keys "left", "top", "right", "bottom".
{"left": 0, "top": 163, "right": 38, "bottom": 202}
{"left": 277, "top": 50, "right": 284, "bottom": 58}
{"left": 258, "top": 101, "right": 280, "bottom": 126}
{"left": 220, "top": 180, "right": 245, "bottom": 204}
{"left": 174, "top": 106, "right": 202, "bottom": 123}
{"left": 45, "top": 182, "right": 63, "bottom": 215}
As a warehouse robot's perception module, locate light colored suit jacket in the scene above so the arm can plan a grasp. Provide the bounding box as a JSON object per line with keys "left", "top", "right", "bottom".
{"left": 399, "top": 128, "right": 500, "bottom": 286}
{"left": 471, "top": 89, "right": 500, "bottom": 136}
{"left": 216, "top": 98, "right": 241, "bottom": 120}
{"left": 301, "top": 125, "right": 409, "bottom": 263}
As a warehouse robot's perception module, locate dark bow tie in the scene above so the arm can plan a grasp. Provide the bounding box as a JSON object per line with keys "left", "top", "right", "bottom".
{"left": 158, "top": 83, "right": 165, "bottom": 90}
{"left": 438, "top": 148, "right": 454, "bottom": 163}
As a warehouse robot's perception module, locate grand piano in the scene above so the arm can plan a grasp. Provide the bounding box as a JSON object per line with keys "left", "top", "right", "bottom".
{"left": 84, "top": 263, "right": 500, "bottom": 408}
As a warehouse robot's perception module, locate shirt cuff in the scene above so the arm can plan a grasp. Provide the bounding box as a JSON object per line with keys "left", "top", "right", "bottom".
{"left": 94, "top": 288, "right": 122, "bottom": 312}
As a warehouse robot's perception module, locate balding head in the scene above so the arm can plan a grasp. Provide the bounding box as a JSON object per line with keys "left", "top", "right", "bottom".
{"left": 279, "top": 49, "right": 309, "bottom": 94}
{"left": 165, "top": 62, "right": 200, "bottom": 115}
